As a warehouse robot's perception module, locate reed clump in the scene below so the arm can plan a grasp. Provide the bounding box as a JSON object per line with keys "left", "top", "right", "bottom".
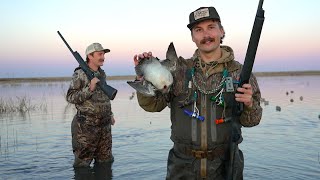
{"left": 0, "top": 95, "right": 47, "bottom": 114}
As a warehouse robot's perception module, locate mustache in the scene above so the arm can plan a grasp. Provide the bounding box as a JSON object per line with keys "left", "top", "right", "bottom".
{"left": 200, "top": 37, "right": 215, "bottom": 44}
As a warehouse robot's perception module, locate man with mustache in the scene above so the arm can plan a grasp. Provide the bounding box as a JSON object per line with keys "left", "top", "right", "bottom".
{"left": 134, "top": 7, "right": 262, "bottom": 179}
{"left": 66, "top": 43, "right": 115, "bottom": 168}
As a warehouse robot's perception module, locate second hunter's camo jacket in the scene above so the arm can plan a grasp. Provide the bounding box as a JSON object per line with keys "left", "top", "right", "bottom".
{"left": 66, "top": 68, "right": 113, "bottom": 123}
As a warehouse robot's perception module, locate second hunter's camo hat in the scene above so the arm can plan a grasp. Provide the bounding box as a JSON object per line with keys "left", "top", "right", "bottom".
{"left": 85, "top": 43, "right": 110, "bottom": 56}
{"left": 187, "top": 7, "right": 220, "bottom": 29}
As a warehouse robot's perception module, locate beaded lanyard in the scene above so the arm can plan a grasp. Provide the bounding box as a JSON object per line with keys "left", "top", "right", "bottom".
{"left": 182, "top": 68, "right": 205, "bottom": 121}
{"left": 182, "top": 65, "right": 229, "bottom": 122}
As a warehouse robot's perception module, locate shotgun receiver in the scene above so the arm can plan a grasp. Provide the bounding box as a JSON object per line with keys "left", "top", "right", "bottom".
{"left": 57, "top": 31, "right": 117, "bottom": 100}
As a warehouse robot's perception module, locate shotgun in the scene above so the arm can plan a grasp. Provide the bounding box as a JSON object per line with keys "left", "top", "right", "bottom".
{"left": 57, "top": 31, "right": 117, "bottom": 100}
{"left": 227, "top": 0, "right": 265, "bottom": 179}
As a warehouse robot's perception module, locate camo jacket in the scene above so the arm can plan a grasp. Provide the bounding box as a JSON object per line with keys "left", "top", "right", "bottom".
{"left": 66, "top": 68, "right": 113, "bottom": 124}
{"left": 137, "top": 46, "right": 262, "bottom": 128}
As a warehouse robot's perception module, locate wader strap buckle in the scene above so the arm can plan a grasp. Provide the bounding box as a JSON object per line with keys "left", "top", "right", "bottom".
{"left": 191, "top": 150, "right": 209, "bottom": 159}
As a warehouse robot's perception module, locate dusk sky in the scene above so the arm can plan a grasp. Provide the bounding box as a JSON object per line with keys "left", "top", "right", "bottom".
{"left": 0, "top": 0, "right": 319, "bottom": 78}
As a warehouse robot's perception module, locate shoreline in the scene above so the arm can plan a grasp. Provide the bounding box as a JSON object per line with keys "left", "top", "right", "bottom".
{"left": 253, "top": 70, "right": 320, "bottom": 77}
{"left": 0, "top": 71, "right": 319, "bottom": 83}
{"left": 0, "top": 75, "right": 135, "bottom": 83}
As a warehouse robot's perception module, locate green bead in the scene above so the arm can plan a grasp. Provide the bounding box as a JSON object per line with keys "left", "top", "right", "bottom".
{"left": 223, "top": 69, "right": 228, "bottom": 77}
{"left": 193, "top": 91, "right": 198, "bottom": 99}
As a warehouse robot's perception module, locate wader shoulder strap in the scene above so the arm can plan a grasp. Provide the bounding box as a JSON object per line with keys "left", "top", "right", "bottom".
{"left": 200, "top": 93, "right": 208, "bottom": 178}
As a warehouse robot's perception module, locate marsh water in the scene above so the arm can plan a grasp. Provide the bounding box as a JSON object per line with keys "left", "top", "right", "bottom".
{"left": 0, "top": 76, "right": 319, "bottom": 180}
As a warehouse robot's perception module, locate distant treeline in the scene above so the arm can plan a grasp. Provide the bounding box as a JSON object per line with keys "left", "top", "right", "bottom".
{"left": 253, "top": 70, "right": 320, "bottom": 77}
{"left": 1, "top": 71, "right": 320, "bottom": 83}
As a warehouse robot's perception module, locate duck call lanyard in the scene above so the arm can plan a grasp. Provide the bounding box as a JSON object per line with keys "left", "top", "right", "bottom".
{"left": 183, "top": 64, "right": 232, "bottom": 122}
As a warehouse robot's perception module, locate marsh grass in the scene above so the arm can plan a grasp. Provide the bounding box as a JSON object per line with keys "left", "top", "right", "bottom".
{"left": 0, "top": 95, "right": 47, "bottom": 114}
{"left": 60, "top": 82, "right": 68, "bottom": 99}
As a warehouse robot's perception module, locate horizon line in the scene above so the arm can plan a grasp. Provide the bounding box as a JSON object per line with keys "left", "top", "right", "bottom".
{"left": 1, "top": 70, "right": 320, "bottom": 83}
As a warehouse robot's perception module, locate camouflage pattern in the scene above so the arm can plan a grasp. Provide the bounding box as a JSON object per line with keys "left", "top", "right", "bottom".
{"left": 66, "top": 68, "right": 113, "bottom": 118}
{"left": 137, "top": 46, "right": 262, "bottom": 179}
{"left": 190, "top": 46, "right": 262, "bottom": 127}
{"left": 67, "top": 68, "right": 114, "bottom": 167}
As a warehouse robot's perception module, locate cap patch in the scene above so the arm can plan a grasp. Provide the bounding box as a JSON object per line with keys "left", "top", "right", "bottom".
{"left": 194, "top": 8, "right": 210, "bottom": 20}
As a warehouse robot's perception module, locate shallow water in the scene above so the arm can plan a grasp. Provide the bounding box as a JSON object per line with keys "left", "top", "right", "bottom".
{"left": 0, "top": 76, "right": 319, "bottom": 180}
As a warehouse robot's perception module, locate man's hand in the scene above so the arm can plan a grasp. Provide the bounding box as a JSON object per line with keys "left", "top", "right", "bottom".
{"left": 89, "top": 77, "right": 100, "bottom": 92}
{"left": 134, "top": 52, "right": 153, "bottom": 65}
{"left": 133, "top": 52, "right": 152, "bottom": 81}
{"left": 235, "top": 83, "right": 253, "bottom": 108}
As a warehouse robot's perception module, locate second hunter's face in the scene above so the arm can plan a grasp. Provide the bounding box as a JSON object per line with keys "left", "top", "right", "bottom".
{"left": 90, "top": 51, "right": 105, "bottom": 67}
{"left": 191, "top": 20, "right": 224, "bottom": 54}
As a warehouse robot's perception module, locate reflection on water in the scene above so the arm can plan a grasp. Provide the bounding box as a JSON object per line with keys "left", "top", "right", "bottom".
{"left": 74, "top": 162, "right": 113, "bottom": 180}
{"left": 0, "top": 77, "right": 320, "bottom": 179}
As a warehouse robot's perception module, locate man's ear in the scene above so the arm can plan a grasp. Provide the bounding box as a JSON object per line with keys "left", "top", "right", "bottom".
{"left": 88, "top": 52, "right": 95, "bottom": 60}
{"left": 191, "top": 31, "right": 195, "bottom": 43}
{"left": 220, "top": 27, "right": 225, "bottom": 38}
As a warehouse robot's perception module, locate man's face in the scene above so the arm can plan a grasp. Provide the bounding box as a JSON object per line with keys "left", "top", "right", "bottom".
{"left": 88, "top": 51, "right": 106, "bottom": 67}
{"left": 191, "top": 20, "right": 224, "bottom": 54}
